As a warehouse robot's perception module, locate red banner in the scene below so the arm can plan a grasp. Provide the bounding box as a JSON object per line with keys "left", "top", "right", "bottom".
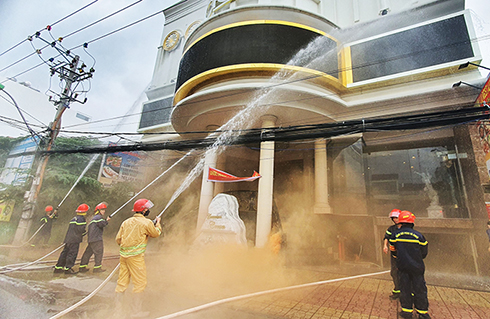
{"left": 476, "top": 75, "right": 490, "bottom": 106}
{"left": 207, "top": 167, "right": 261, "bottom": 183}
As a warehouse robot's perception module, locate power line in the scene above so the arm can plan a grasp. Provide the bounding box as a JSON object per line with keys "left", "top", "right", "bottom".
{"left": 17, "top": 105, "right": 489, "bottom": 156}
{"left": 62, "top": 0, "right": 143, "bottom": 40}
{"left": 0, "top": 0, "right": 99, "bottom": 58}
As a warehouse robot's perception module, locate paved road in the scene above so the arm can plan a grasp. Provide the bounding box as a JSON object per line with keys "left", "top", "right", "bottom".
{"left": 0, "top": 285, "right": 49, "bottom": 319}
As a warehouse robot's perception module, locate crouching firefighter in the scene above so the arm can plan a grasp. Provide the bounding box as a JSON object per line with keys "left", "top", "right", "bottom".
{"left": 389, "top": 211, "right": 430, "bottom": 319}
{"left": 79, "top": 202, "right": 110, "bottom": 273}
{"left": 54, "top": 204, "right": 89, "bottom": 275}
{"left": 113, "top": 199, "right": 162, "bottom": 318}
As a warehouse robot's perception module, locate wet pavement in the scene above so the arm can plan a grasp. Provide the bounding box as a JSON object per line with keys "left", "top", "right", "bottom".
{"left": 154, "top": 274, "right": 490, "bottom": 319}
{"left": 2, "top": 247, "right": 490, "bottom": 319}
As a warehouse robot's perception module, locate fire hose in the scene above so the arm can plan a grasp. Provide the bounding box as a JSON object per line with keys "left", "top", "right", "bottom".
{"left": 0, "top": 244, "right": 65, "bottom": 274}
{"left": 48, "top": 263, "right": 120, "bottom": 319}
{"left": 155, "top": 270, "right": 390, "bottom": 319}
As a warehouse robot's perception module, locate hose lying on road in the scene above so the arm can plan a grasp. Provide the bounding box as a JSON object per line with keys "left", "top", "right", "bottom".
{"left": 155, "top": 270, "right": 390, "bottom": 319}
{"left": 0, "top": 244, "right": 65, "bottom": 275}
{"left": 48, "top": 263, "right": 120, "bottom": 319}
{"left": 0, "top": 254, "right": 120, "bottom": 272}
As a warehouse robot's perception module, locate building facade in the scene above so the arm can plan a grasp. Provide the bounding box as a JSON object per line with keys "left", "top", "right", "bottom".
{"left": 140, "top": 0, "right": 490, "bottom": 275}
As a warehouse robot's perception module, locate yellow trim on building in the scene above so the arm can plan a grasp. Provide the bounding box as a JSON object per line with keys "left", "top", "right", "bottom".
{"left": 174, "top": 63, "right": 346, "bottom": 105}
{"left": 340, "top": 46, "right": 353, "bottom": 86}
{"left": 185, "top": 20, "right": 335, "bottom": 55}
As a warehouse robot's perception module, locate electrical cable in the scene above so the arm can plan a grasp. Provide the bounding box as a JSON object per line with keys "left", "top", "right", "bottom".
{"left": 62, "top": 0, "right": 143, "bottom": 40}
{"left": 18, "top": 105, "right": 488, "bottom": 156}
{"left": 0, "top": 88, "right": 42, "bottom": 141}
{"left": 70, "top": 10, "right": 164, "bottom": 50}
{"left": 0, "top": 0, "right": 99, "bottom": 58}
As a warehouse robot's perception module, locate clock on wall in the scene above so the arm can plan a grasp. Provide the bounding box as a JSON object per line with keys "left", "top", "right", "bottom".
{"left": 163, "top": 30, "right": 181, "bottom": 51}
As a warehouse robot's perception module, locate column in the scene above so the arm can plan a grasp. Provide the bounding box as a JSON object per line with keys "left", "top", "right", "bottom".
{"left": 196, "top": 125, "right": 220, "bottom": 232}
{"left": 314, "top": 139, "right": 332, "bottom": 214}
{"left": 213, "top": 154, "right": 226, "bottom": 196}
{"left": 256, "top": 115, "right": 277, "bottom": 248}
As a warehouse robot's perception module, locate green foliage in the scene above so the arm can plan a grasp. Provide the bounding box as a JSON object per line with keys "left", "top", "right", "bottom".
{"left": 0, "top": 135, "right": 30, "bottom": 168}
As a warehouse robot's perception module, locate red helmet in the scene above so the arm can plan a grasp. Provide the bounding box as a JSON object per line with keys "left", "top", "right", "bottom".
{"left": 389, "top": 209, "right": 401, "bottom": 218}
{"left": 132, "top": 199, "right": 154, "bottom": 212}
{"left": 45, "top": 205, "right": 54, "bottom": 212}
{"left": 398, "top": 211, "right": 415, "bottom": 224}
{"left": 76, "top": 203, "right": 90, "bottom": 214}
{"left": 95, "top": 202, "right": 108, "bottom": 211}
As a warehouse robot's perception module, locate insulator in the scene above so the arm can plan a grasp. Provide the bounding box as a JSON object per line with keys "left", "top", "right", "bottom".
{"left": 46, "top": 25, "right": 52, "bottom": 31}
{"left": 58, "top": 37, "right": 63, "bottom": 42}
{"left": 36, "top": 49, "right": 42, "bottom": 54}
{"left": 83, "top": 43, "right": 88, "bottom": 48}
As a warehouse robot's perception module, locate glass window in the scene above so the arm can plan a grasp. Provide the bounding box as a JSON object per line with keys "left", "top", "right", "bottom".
{"left": 364, "top": 147, "right": 468, "bottom": 218}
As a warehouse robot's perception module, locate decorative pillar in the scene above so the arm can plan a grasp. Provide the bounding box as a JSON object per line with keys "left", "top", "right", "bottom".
{"left": 314, "top": 139, "right": 332, "bottom": 214}
{"left": 213, "top": 154, "right": 226, "bottom": 196}
{"left": 256, "top": 115, "right": 277, "bottom": 248}
{"left": 196, "top": 125, "right": 219, "bottom": 231}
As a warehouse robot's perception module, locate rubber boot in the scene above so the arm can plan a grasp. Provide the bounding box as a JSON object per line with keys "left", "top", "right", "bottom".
{"left": 112, "top": 292, "right": 126, "bottom": 319}
{"left": 130, "top": 293, "right": 150, "bottom": 318}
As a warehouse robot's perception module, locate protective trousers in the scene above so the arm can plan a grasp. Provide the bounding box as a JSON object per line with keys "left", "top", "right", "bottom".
{"left": 399, "top": 270, "right": 429, "bottom": 315}
{"left": 390, "top": 255, "right": 400, "bottom": 294}
{"left": 80, "top": 241, "right": 104, "bottom": 268}
{"left": 55, "top": 243, "right": 80, "bottom": 270}
{"left": 115, "top": 254, "right": 147, "bottom": 293}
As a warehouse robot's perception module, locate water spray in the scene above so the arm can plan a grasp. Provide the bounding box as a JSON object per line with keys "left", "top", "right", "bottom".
{"left": 57, "top": 153, "right": 100, "bottom": 209}
{"left": 109, "top": 153, "right": 191, "bottom": 218}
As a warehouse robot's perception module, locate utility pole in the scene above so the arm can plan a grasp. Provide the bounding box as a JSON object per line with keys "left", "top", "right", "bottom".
{"left": 13, "top": 35, "right": 94, "bottom": 244}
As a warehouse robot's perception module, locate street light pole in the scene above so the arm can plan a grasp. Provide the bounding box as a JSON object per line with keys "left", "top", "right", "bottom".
{"left": 12, "top": 56, "right": 81, "bottom": 244}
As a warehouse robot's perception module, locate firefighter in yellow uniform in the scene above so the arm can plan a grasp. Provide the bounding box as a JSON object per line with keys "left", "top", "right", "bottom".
{"left": 114, "top": 198, "right": 161, "bottom": 318}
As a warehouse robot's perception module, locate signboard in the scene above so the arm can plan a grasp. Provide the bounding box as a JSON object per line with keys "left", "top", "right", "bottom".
{"left": 0, "top": 200, "right": 15, "bottom": 222}
{"left": 0, "top": 136, "right": 39, "bottom": 186}
{"left": 98, "top": 143, "right": 145, "bottom": 185}
{"left": 476, "top": 75, "right": 490, "bottom": 106}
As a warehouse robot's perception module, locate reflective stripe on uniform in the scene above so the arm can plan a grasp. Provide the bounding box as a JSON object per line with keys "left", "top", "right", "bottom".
{"left": 70, "top": 221, "right": 87, "bottom": 226}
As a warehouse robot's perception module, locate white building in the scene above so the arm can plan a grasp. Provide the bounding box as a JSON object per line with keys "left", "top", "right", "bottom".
{"left": 140, "top": 0, "right": 490, "bottom": 275}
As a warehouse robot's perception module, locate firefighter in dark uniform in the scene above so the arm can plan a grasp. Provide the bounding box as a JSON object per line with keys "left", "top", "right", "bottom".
{"left": 389, "top": 211, "right": 430, "bottom": 319}
{"left": 79, "top": 202, "right": 110, "bottom": 273}
{"left": 383, "top": 208, "right": 401, "bottom": 300}
{"left": 33, "top": 205, "right": 58, "bottom": 246}
{"left": 54, "top": 204, "right": 88, "bottom": 275}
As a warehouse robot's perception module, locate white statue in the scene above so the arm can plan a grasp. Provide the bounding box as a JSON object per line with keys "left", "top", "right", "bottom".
{"left": 192, "top": 193, "right": 247, "bottom": 249}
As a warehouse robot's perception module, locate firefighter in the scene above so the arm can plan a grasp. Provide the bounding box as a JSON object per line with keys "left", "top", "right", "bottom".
{"left": 389, "top": 211, "right": 430, "bottom": 319}
{"left": 383, "top": 208, "right": 401, "bottom": 300}
{"left": 33, "top": 205, "right": 58, "bottom": 246}
{"left": 79, "top": 202, "right": 110, "bottom": 273}
{"left": 114, "top": 198, "right": 162, "bottom": 318}
{"left": 53, "top": 204, "right": 88, "bottom": 275}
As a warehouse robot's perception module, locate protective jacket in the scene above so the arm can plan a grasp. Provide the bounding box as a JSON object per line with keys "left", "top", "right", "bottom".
{"left": 40, "top": 212, "right": 57, "bottom": 233}
{"left": 384, "top": 224, "right": 398, "bottom": 257}
{"left": 87, "top": 213, "right": 108, "bottom": 242}
{"left": 116, "top": 213, "right": 161, "bottom": 258}
{"left": 389, "top": 225, "right": 428, "bottom": 273}
{"left": 63, "top": 215, "right": 86, "bottom": 244}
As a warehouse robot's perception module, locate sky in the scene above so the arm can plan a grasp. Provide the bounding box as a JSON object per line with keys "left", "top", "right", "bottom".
{"left": 0, "top": 0, "right": 180, "bottom": 140}
{"left": 0, "top": 0, "right": 489, "bottom": 141}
